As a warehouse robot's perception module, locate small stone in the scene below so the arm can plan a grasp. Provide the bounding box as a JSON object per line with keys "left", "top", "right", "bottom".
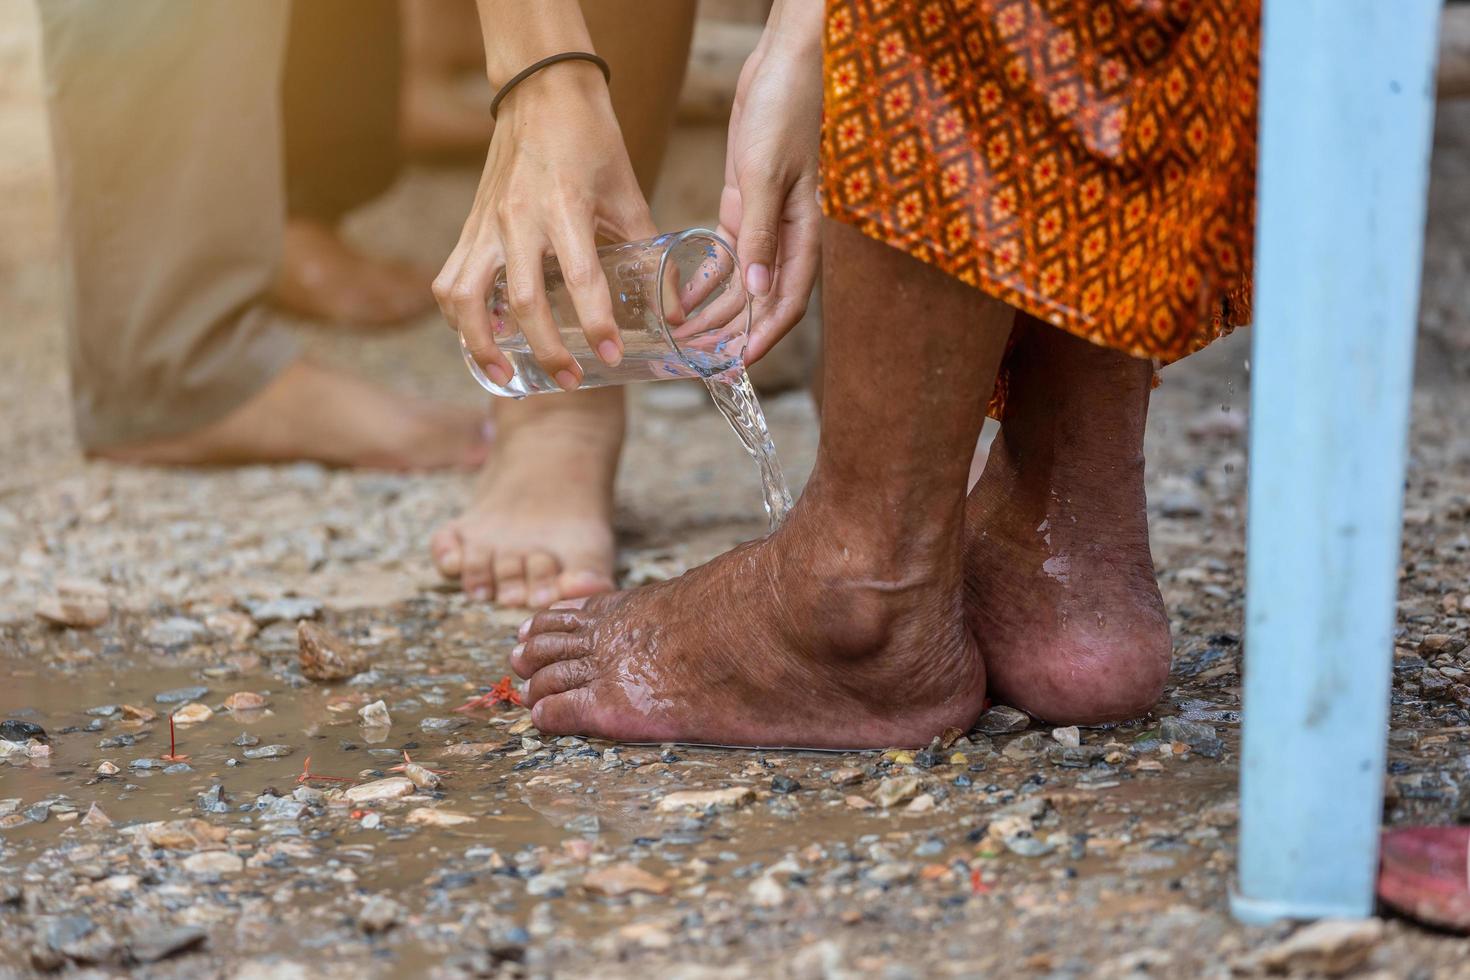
{"left": 0, "top": 720, "right": 47, "bottom": 743}
{"left": 36, "top": 593, "right": 109, "bottom": 629}
{"left": 401, "top": 761, "right": 441, "bottom": 790}
{"left": 913, "top": 750, "right": 941, "bottom": 769}
{"left": 904, "top": 793, "right": 936, "bottom": 813}
{"left": 866, "top": 862, "right": 916, "bottom": 886}
{"left": 655, "top": 787, "right": 755, "bottom": 813}
{"left": 829, "top": 767, "right": 864, "bottom": 787}
{"left": 1002, "top": 833, "right": 1055, "bottom": 857}
{"left": 1051, "top": 726, "right": 1081, "bottom": 748}
{"left": 770, "top": 775, "right": 800, "bottom": 794}
{"left": 171, "top": 703, "right": 213, "bottom": 725}
{"left": 584, "top": 862, "right": 671, "bottom": 897}
{"left": 129, "top": 757, "right": 166, "bottom": 770}
{"left": 619, "top": 923, "right": 674, "bottom": 949}
{"left": 976, "top": 705, "right": 1031, "bottom": 735}
{"left": 298, "top": 621, "right": 366, "bottom": 681}
{"left": 407, "top": 807, "right": 475, "bottom": 827}
{"left": 182, "top": 851, "right": 244, "bottom": 876}
{"left": 1251, "top": 919, "right": 1384, "bottom": 977}
{"left": 1002, "top": 732, "right": 1049, "bottom": 759}
{"left": 246, "top": 596, "right": 323, "bottom": 626}
{"left": 1159, "top": 716, "right": 1225, "bottom": 759}
{"left": 95, "top": 761, "right": 120, "bottom": 776}
{"left": 345, "top": 777, "right": 415, "bottom": 803}
{"left": 358, "top": 895, "right": 401, "bottom": 934}
{"left": 154, "top": 685, "right": 209, "bottom": 705}
{"left": 1419, "top": 633, "right": 1462, "bottom": 655}
{"left": 81, "top": 803, "right": 112, "bottom": 828}
{"left": 198, "top": 785, "right": 229, "bottom": 814}
{"left": 128, "top": 925, "right": 207, "bottom": 964}
{"left": 206, "top": 610, "right": 258, "bottom": 643}
{"left": 420, "top": 716, "right": 469, "bottom": 734}
{"left": 145, "top": 618, "right": 209, "bottom": 648}
{"left": 133, "top": 818, "right": 229, "bottom": 849}
{"left": 223, "top": 692, "right": 268, "bottom": 712}
{"left": 260, "top": 797, "right": 307, "bottom": 821}
{"left": 120, "top": 704, "right": 158, "bottom": 721}
{"left": 845, "top": 795, "right": 875, "bottom": 810}
{"left": 358, "top": 700, "right": 391, "bottom": 728}
{"left": 748, "top": 875, "right": 787, "bottom": 908}
{"left": 874, "top": 775, "right": 921, "bottom": 808}
{"left": 242, "top": 744, "right": 293, "bottom": 760}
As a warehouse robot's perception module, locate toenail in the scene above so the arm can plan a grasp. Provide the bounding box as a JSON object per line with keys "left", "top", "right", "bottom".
{"left": 470, "top": 587, "right": 489, "bottom": 602}
{"left": 530, "top": 589, "right": 557, "bottom": 607}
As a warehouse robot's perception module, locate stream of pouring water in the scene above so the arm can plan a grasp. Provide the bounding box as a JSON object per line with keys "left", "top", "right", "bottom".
{"left": 703, "top": 367, "right": 793, "bottom": 531}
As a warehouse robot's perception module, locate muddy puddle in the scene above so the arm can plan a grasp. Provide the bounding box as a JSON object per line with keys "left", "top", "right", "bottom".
{"left": 1, "top": 601, "right": 1250, "bottom": 974}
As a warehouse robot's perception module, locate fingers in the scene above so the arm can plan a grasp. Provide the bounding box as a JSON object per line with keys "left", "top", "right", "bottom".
{"left": 746, "top": 178, "right": 823, "bottom": 364}
{"left": 548, "top": 220, "right": 622, "bottom": 369}
{"left": 501, "top": 226, "right": 584, "bottom": 391}
{"left": 735, "top": 162, "right": 785, "bottom": 301}
{"left": 434, "top": 224, "right": 517, "bottom": 389}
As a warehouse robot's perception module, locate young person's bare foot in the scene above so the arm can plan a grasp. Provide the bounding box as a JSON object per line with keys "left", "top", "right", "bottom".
{"left": 274, "top": 219, "right": 435, "bottom": 326}
{"left": 430, "top": 390, "right": 622, "bottom": 608}
{"left": 964, "top": 319, "right": 1172, "bottom": 724}
{"left": 513, "top": 497, "right": 986, "bottom": 748}
{"left": 93, "top": 360, "right": 490, "bottom": 471}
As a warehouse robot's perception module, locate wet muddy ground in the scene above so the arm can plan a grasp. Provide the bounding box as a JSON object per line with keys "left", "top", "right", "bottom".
{"left": 5, "top": 2, "right": 1470, "bottom": 976}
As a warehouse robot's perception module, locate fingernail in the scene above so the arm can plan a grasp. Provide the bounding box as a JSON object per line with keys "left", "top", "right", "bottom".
{"left": 745, "top": 263, "right": 771, "bottom": 296}
{"left": 597, "top": 340, "right": 622, "bottom": 367}
{"left": 470, "top": 587, "right": 489, "bottom": 602}
{"left": 531, "top": 589, "right": 557, "bottom": 607}
{"left": 485, "top": 364, "right": 512, "bottom": 388}
{"left": 518, "top": 620, "right": 533, "bottom": 640}
{"left": 555, "top": 370, "right": 581, "bottom": 391}
{"left": 511, "top": 642, "right": 525, "bottom": 661}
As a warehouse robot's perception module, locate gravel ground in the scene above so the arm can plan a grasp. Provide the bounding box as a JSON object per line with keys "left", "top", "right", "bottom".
{"left": 3, "top": 3, "right": 1470, "bottom": 977}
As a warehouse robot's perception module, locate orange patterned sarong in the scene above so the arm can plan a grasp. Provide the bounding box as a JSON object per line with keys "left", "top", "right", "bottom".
{"left": 821, "top": 0, "right": 1258, "bottom": 403}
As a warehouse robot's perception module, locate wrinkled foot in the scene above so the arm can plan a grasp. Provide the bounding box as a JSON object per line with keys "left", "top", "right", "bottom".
{"left": 274, "top": 219, "right": 435, "bottom": 326}
{"left": 963, "top": 431, "right": 1171, "bottom": 725}
{"left": 512, "top": 505, "right": 986, "bottom": 748}
{"left": 94, "top": 360, "right": 490, "bottom": 471}
{"left": 430, "top": 395, "right": 621, "bottom": 608}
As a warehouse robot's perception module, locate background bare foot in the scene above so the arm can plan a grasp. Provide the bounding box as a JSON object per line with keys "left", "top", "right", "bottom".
{"left": 274, "top": 219, "right": 436, "bottom": 326}
{"left": 94, "top": 359, "right": 490, "bottom": 471}
{"left": 430, "top": 390, "right": 623, "bottom": 607}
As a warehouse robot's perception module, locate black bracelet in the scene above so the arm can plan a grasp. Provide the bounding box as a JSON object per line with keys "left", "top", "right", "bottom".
{"left": 490, "top": 51, "right": 612, "bottom": 120}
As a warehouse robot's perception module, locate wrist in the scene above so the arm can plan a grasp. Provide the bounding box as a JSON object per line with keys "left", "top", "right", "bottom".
{"left": 493, "top": 60, "right": 613, "bottom": 123}
{"left": 763, "top": 0, "right": 824, "bottom": 58}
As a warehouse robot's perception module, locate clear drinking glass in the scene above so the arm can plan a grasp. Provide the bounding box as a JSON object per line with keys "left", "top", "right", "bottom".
{"left": 459, "top": 228, "right": 749, "bottom": 397}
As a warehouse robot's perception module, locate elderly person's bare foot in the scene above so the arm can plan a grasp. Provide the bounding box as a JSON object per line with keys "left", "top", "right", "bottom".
{"left": 430, "top": 390, "right": 621, "bottom": 608}
{"left": 273, "top": 219, "right": 436, "bottom": 326}
{"left": 963, "top": 319, "right": 1172, "bottom": 724}
{"left": 94, "top": 360, "right": 490, "bottom": 471}
{"left": 513, "top": 220, "right": 1013, "bottom": 747}
{"left": 513, "top": 504, "right": 985, "bottom": 748}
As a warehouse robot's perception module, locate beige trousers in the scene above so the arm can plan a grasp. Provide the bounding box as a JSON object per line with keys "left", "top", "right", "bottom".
{"left": 37, "top": 0, "right": 299, "bottom": 450}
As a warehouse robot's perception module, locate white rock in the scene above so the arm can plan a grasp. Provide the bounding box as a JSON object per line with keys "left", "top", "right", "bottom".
{"left": 655, "top": 787, "right": 755, "bottom": 813}
{"left": 406, "top": 807, "right": 475, "bottom": 828}
{"left": 358, "top": 700, "right": 391, "bottom": 728}
{"left": 748, "top": 875, "right": 787, "bottom": 908}
{"left": 344, "top": 777, "right": 414, "bottom": 803}
{"left": 182, "top": 851, "right": 244, "bottom": 876}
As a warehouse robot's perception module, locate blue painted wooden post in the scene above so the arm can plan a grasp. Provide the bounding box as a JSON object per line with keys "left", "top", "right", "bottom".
{"left": 1233, "top": 1, "right": 1441, "bottom": 923}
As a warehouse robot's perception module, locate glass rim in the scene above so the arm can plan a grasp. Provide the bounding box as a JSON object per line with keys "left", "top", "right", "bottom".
{"left": 653, "top": 227, "right": 748, "bottom": 379}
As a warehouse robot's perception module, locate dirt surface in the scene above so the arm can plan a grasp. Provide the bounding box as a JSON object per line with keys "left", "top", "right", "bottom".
{"left": 3, "top": 2, "right": 1470, "bottom": 977}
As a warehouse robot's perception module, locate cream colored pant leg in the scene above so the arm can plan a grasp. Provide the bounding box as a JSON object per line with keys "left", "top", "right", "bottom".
{"left": 37, "top": 0, "right": 298, "bottom": 449}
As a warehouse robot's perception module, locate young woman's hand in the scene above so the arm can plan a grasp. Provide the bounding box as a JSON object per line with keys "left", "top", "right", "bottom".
{"left": 718, "top": 1, "right": 824, "bottom": 365}
{"left": 434, "top": 61, "right": 654, "bottom": 391}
